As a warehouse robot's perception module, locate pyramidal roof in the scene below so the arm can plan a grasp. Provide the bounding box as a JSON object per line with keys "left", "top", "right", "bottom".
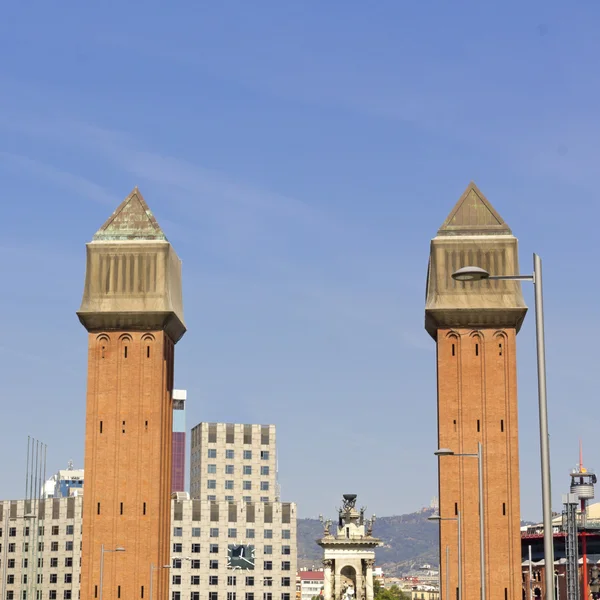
{"left": 93, "top": 188, "right": 167, "bottom": 241}
{"left": 438, "top": 182, "right": 512, "bottom": 236}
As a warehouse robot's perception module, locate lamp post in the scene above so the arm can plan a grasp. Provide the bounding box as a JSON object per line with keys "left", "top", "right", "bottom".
{"left": 429, "top": 512, "right": 461, "bottom": 600}
{"left": 149, "top": 563, "right": 171, "bottom": 600}
{"left": 435, "top": 444, "right": 485, "bottom": 600}
{"left": 99, "top": 545, "right": 125, "bottom": 600}
{"left": 452, "top": 253, "right": 554, "bottom": 600}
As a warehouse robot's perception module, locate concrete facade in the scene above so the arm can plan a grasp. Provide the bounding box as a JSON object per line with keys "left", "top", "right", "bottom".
{"left": 78, "top": 188, "right": 185, "bottom": 600}
{"left": 425, "top": 183, "right": 526, "bottom": 600}
{"left": 170, "top": 496, "right": 297, "bottom": 600}
{"left": 190, "top": 424, "right": 278, "bottom": 503}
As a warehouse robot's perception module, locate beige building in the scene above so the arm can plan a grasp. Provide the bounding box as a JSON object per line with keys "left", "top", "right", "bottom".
{"left": 0, "top": 495, "right": 297, "bottom": 600}
{"left": 190, "top": 424, "right": 278, "bottom": 503}
{"left": 170, "top": 495, "right": 297, "bottom": 600}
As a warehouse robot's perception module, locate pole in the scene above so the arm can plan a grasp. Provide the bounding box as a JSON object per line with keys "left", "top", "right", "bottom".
{"left": 478, "top": 442, "right": 485, "bottom": 600}
{"left": 529, "top": 545, "right": 533, "bottom": 600}
{"left": 533, "top": 253, "right": 554, "bottom": 600}
{"left": 457, "top": 511, "right": 462, "bottom": 600}
{"left": 99, "top": 545, "right": 105, "bottom": 600}
{"left": 445, "top": 546, "right": 449, "bottom": 600}
{"left": 149, "top": 564, "right": 154, "bottom": 600}
{"left": 556, "top": 572, "right": 560, "bottom": 600}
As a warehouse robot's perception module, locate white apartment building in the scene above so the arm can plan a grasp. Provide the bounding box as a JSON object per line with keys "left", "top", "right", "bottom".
{"left": 190, "top": 424, "right": 278, "bottom": 503}
{"left": 0, "top": 496, "right": 297, "bottom": 600}
{"left": 170, "top": 495, "right": 297, "bottom": 600}
{"left": 298, "top": 571, "right": 324, "bottom": 600}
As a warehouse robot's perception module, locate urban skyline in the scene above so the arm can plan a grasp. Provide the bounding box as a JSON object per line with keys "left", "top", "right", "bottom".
{"left": 2, "top": 3, "right": 600, "bottom": 522}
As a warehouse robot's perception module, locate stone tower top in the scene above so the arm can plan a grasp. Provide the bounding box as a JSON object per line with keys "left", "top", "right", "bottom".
{"left": 77, "top": 188, "right": 186, "bottom": 342}
{"left": 425, "top": 182, "right": 527, "bottom": 339}
{"left": 93, "top": 187, "right": 167, "bottom": 242}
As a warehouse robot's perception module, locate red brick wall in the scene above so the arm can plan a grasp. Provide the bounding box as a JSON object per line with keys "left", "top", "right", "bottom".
{"left": 437, "top": 329, "right": 521, "bottom": 600}
{"left": 80, "top": 331, "right": 173, "bottom": 600}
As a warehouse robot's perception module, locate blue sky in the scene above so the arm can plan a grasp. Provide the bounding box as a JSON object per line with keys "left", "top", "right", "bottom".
{"left": 1, "top": 2, "right": 599, "bottom": 520}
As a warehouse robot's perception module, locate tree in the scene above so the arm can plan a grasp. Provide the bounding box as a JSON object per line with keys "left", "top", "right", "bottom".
{"left": 374, "top": 582, "right": 410, "bottom": 600}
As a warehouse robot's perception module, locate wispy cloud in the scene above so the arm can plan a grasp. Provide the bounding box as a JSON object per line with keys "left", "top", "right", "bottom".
{"left": 0, "top": 151, "right": 118, "bottom": 206}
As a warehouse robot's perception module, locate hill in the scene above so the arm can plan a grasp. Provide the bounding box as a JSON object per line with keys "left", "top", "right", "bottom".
{"left": 297, "top": 508, "right": 440, "bottom": 576}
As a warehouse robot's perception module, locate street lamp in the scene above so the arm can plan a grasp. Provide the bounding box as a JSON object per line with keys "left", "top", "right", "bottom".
{"left": 452, "top": 253, "right": 554, "bottom": 600}
{"left": 435, "top": 445, "right": 485, "bottom": 600}
{"left": 429, "top": 512, "right": 461, "bottom": 600}
{"left": 150, "top": 563, "right": 171, "bottom": 600}
{"left": 99, "top": 545, "right": 125, "bottom": 600}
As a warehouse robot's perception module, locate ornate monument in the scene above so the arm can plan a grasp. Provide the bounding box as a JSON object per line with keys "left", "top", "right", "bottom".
{"left": 318, "top": 494, "right": 381, "bottom": 600}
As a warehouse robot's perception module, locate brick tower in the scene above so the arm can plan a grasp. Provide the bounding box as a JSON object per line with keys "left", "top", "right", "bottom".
{"left": 425, "top": 183, "right": 527, "bottom": 600}
{"left": 77, "top": 188, "right": 185, "bottom": 600}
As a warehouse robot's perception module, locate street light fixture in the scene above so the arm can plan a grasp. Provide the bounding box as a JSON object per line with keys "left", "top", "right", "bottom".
{"left": 149, "top": 563, "right": 172, "bottom": 600}
{"left": 434, "top": 444, "right": 485, "bottom": 600}
{"left": 452, "top": 253, "right": 553, "bottom": 600}
{"left": 429, "top": 512, "right": 462, "bottom": 600}
{"left": 99, "top": 545, "right": 125, "bottom": 600}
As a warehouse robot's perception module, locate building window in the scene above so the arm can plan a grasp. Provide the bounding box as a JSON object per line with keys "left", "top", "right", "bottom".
{"left": 282, "top": 562, "right": 290, "bottom": 571}
{"left": 49, "top": 574, "right": 58, "bottom": 584}
{"left": 261, "top": 451, "right": 269, "bottom": 460}
{"left": 264, "top": 579, "right": 273, "bottom": 588}
{"left": 225, "top": 496, "right": 234, "bottom": 502}
{"left": 65, "top": 525, "right": 74, "bottom": 536}
{"left": 64, "top": 574, "right": 72, "bottom": 584}
{"left": 64, "top": 558, "right": 73, "bottom": 567}
{"left": 260, "top": 497, "right": 269, "bottom": 502}
{"left": 209, "top": 594, "right": 218, "bottom": 600}
{"left": 8, "top": 544, "right": 15, "bottom": 553}
{"left": 49, "top": 593, "right": 56, "bottom": 600}
{"left": 172, "top": 559, "right": 182, "bottom": 569}
{"left": 209, "top": 576, "right": 219, "bottom": 585}
{"left": 191, "top": 576, "right": 200, "bottom": 585}
{"left": 7, "top": 575, "right": 14, "bottom": 584}
{"left": 174, "top": 527, "right": 183, "bottom": 537}
{"left": 264, "top": 594, "right": 272, "bottom": 600}
{"left": 281, "top": 578, "right": 291, "bottom": 587}
{"left": 243, "top": 466, "right": 252, "bottom": 475}
{"left": 210, "top": 528, "right": 219, "bottom": 538}
{"left": 260, "top": 482, "right": 269, "bottom": 491}
{"left": 243, "top": 496, "right": 252, "bottom": 503}
{"left": 246, "top": 578, "right": 255, "bottom": 586}
{"left": 264, "top": 561, "right": 272, "bottom": 571}
{"left": 264, "top": 546, "right": 272, "bottom": 555}
{"left": 207, "top": 480, "right": 217, "bottom": 490}
{"left": 172, "top": 544, "right": 182, "bottom": 553}
{"left": 191, "top": 527, "right": 201, "bottom": 537}
{"left": 282, "top": 594, "right": 290, "bottom": 600}
{"left": 172, "top": 575, "right": 181, "bottom": 585}
{"left": 243, "top": 451, "right": 252, "bottom": 460}
{"left": 208, "top": 464, "right": 217, "bottom": 474}
{"left": 246, "top": 529, "right": 255, "bottom": 538}
{"left": 172, "top": 593, "right": 181, "bottom": 600}
{"left": 260, "top": 466, "right": 269, "bottom": 476}
{"left": 7, "top": 560, "right": 14, "bottom": 569}
{"left": 210, "top": 560, "right": 219, "bottom": 569}
{"left": 245, "top": 595, "right": 254, "bottom": 600}
{"left": 282, "top": 546, "right": 290, "bottom": 555}
{"left": 50, "top": 559, "right": 58, "bottom": 568}
{"left": 191, "top": 544, "right": 201, "bottom": 553}
{"left": 65, "top": 542, "right": 73, "bottom": 551}
{"left": 264, "top": 530, "right": 272, "bottom": 539}
{"left": 50, "top": 542, "right": 58, "bottom": 552}
{"left": 207, "top": 495, "right": 217, "bottom": 502}
{"left": 228, "top": 594, "right": 237, "bottom": 600}
{"left": 225, "top": 465, "right": 234, "bottom": 475}
{"left": 208, "top": 449, "right": 217, "bottom": 459}
{"left": 281, "top": 530, "right": 291, "bottom": 539}
{"left": 243, "top": 481, "right": 252, "bottom": 491}
{"left": 225, "top": 481, "right": 234, "bottom": 490}
{"left": 191, "top": 560, "right": 201, "bottom": 569}
{"left": 64, "top": 592, "right": 72, "bottom": 600}
{"left": 51, "top": 526, "right": 59, "bottom": 536}
{"left": 225, "top": 450, "right": 235, "bottom": 459}
{"left": 228, "top": 529, "right": 237, "bottom": 539}
{"left": 228, "top": 576, "right": 237, "bottom": 586}
{"left": 210, "top": 544, "right": 219, "bottom": 554}
{"left": 191, "top": 594, "right": 200, "bottom": 600}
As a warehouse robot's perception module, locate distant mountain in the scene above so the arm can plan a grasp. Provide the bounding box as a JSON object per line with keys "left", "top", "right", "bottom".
{"left": 297, "top": 509, "right": 539, "bottom": 576}
{"left": 297, "top": 508, "right": 439, "bottom": 576}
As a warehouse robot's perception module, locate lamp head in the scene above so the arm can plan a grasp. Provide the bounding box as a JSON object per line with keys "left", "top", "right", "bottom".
{"left": 452, "top": 266, "right": 490, "bottom": 282}
{"left": 427, "top": 515, "right": 442, "bottom": 522}
{"left": 434, "top": 448, "right": 455, "bottom": 457}
{"left": 115, "top": 547, "right": 126, "bottom": 552}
